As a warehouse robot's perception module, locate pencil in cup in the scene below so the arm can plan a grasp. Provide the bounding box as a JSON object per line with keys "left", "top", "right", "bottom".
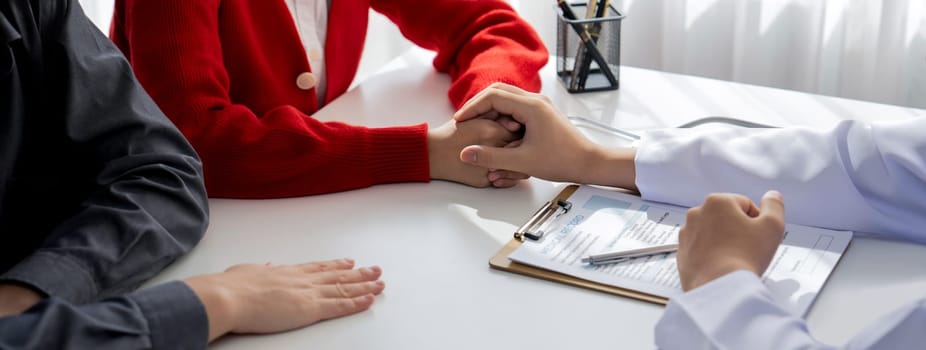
{"left": 576, "top": 0, "right": 611, "bottom": 89}
{"left": 555, "top": 0, "right": 622, "bottom": 92}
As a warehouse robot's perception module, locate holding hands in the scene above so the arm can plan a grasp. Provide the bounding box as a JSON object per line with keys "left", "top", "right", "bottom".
{"left": 453, "top": 83, "right": 637, "bottom": 190}
{"left": 427, "top": 118, "right": 528, "bottom": 188}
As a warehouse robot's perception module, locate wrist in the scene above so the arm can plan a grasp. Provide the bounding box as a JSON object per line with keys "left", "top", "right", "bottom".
{"left": 426, "top": 128, "right": 452, "bottom": 181}
{"left": 580, "top": 146, "right": 637, "bottom": 190}
{"left": 0, "top": 283, "right": 43, "bottom": 317}
{"left": 683, "top": 259, "right": 756, "bottom": 291}
{"left": 185, "top": 276, "right": 237, "bottom": 342}
{"left": 426, "top": 130, "right": 441, "bottom": 180}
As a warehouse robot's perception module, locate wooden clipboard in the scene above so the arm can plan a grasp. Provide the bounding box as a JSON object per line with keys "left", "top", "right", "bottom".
{"left": 489, "top": 184, "right": 668, "bottom": 305}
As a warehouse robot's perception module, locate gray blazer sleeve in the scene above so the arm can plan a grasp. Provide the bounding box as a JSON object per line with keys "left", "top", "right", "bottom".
{"left": 0, "top": 0, "right": 209, "bottom": 303}
{"left": 0, "top": 281, "right": 208, "bottom": 349}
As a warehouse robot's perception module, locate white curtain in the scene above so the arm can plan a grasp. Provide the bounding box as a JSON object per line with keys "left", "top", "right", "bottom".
{"left": 616, "top": 0, "right": 926, "bottom": 108}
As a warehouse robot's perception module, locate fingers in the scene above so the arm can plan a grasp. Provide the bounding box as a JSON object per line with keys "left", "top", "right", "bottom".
{"left": 298, "top": 258, "right": 356, "bottom": 273}
{"left": 732, "top": 195, "right": 761, "bottom": 217}
{"left": 316, "top": 280, "right": 386, "bottom": 298}
{"left": 494, "top": 115, "right": 523, "bottom": 133}
{"left": 504, "top": 139, "right": 523, "bottom": 148}
{"left": 458, "top": 82, "right": 530, "bottom": 114}
{"left": 454, "top": 87, "right": 539, "bottom": 124}
{"left": 490, "top": 179, "right": 521, "bottom": 188}
{"left": 488, "top": 170, "right": 529, "bottom": 182}
{"left": 695, "top": 191, "right": 785, "bottom": 228}
{"left": 312, "top": 266, "right": 383, "bottom": 284}
{"left": 469, "top": 109, "right": 522, "bottom": 133}
{"left": 702, "top": 193, "right": 759, "bottom": 217}
{"left": 460, "top": 145, "right": 522, "bottom": 171}
{"left": 316, "top": 295, "right": 377, "bottom": 321}
{"left": 488, "top": 169, "right": 529, "bottom": 188}
{"left": 758, "top": 190, "right": 786, "bottom": 230}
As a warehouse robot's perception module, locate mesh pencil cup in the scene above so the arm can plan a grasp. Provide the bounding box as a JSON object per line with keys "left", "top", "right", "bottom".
{"left": 556, "top": 2, "right": 623, "bottom": 93}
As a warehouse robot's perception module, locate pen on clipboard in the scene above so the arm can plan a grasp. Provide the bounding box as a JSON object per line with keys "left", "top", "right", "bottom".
{"left": 581, "top": 243, "right": 679, "bottom": 265}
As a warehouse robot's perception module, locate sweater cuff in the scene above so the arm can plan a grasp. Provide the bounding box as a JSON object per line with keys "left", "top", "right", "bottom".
{"left": 1, "top": 250, "right": 98, "bottom": 304}
{"left": 363, "top": 123, "right": 430, "bottom": 184}
{"left": 132, "top": 281, "right": 208, "bottom": 350}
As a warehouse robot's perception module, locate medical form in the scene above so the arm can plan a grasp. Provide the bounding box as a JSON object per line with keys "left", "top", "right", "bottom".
{"left": 508, "top": 185, "right": 852, "bottom": 316}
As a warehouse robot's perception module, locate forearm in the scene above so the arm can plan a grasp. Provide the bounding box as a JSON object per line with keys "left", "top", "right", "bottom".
{"left": 194, "top": 114, "right": 430, "bottom": 198}
{"left": 634, "top": 119, "right": 926, "bottom": 241}
{"left": 8, "top": 0, "right": 211, "bottom": 302}
{"left": 0, "top": 281, "right": 207, "bottom": 350}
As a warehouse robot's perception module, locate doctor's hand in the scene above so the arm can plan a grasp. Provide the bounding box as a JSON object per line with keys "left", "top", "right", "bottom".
{"left": 184, "top": 259, "right": 385, "bottom": 342}
{"left": 453, "top": 83, "right": 637, "bottom": 190}
{"left": 676, "top": 191, "right": 785, "bottom": 291}
{"left": 428, "top": 118, "right": 528, "bottom": 188}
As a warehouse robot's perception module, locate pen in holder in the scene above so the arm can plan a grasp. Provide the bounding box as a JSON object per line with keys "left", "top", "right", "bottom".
{"left": 556, "top": 1, "right": 623, "bottom": 93}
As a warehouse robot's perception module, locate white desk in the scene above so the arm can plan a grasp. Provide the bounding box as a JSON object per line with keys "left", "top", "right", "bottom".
{"left": 147, "top": 48, "right": 926, "bottom": 349}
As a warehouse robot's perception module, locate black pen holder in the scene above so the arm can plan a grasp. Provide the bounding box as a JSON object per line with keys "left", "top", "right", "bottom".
{"left": 556, "top": 3, "right": 623, "bottom": 93}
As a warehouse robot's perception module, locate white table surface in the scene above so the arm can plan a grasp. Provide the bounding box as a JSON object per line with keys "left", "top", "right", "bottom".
{"left": 147, "top": 48, "right": 926, "bottom": 349}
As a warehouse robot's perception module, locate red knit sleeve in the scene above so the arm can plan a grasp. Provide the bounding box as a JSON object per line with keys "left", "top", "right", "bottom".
{"left": 111, "top": 0, "right": 430, "bottom": 198}
{"left": 370, "top": 0, "right": 549, "bottom": 108}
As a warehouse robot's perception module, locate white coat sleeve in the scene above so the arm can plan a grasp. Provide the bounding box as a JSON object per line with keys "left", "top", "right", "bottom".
{"left": 655, "top": 270, "right": 926, "bottom": 350}
{"left": 634, "top": 118, "right": 926, "bottom": 243}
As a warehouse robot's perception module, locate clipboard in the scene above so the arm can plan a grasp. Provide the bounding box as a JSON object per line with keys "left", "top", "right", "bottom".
{"left": 489, "top": 184, "right": 668, "bottom": 305}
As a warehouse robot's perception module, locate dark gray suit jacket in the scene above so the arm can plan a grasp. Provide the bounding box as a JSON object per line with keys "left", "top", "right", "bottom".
{"left": 0, "top": 0, "right": 209, "bottom": 348}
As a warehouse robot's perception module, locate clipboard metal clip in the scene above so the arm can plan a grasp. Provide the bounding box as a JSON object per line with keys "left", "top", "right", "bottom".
{"left": 515, "top": 199, "right": 573, "bottom": 241}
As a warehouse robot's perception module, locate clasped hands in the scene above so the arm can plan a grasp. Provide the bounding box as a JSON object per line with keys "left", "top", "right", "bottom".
{"left": 432, "top": 83, "right": 609, "bottom": 188}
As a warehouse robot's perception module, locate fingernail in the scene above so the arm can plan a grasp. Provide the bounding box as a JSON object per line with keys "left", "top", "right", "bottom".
{"left": 463, "top": 150, "right": 477, "bottom": 163}
{"left": 487, "top": 172, "right": 501, "bottom": 181}
{"left": 375, "top": 280, "right": 385, "bottom": 287}
{"left": 343, "top": 258, "right": 355, "bottom": 264}
{"left": 765, "top": 190, "right": 782, "bottom": 199}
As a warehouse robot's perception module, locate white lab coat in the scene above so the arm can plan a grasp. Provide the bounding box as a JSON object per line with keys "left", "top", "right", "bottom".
{"left": 632, "top": 118, "right": 926, "bottom": 349}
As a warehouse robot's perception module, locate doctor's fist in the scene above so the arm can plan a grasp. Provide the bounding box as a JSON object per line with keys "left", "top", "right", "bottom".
{"left": 676, "top": 191, "right": 786, "bottom": 291}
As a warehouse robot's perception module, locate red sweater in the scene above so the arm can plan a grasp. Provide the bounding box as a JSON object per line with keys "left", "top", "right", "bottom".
{"left": 110, "top": 0, "right": 547, "bottom": 198}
